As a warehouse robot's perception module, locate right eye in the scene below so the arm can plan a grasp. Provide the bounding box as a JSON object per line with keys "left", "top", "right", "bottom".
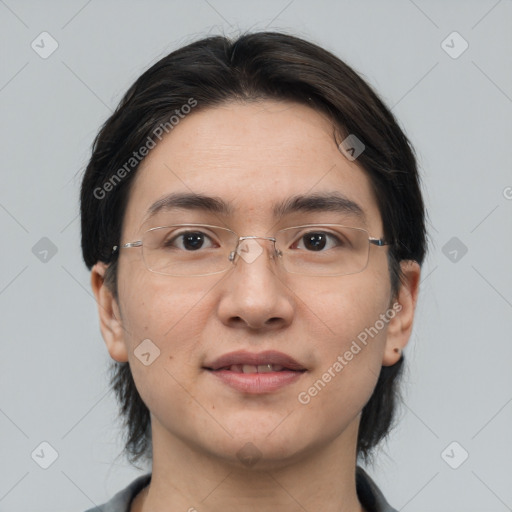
{"left": 292, "top": 230, "right": 349, "bottom": 252}
{"left": 162, "top": 230, "right": 217, "bottom": 251}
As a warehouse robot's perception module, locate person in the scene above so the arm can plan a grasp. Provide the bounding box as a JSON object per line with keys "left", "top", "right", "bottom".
{"left": 81, "top": 30, "right": 426, "bottom": 512}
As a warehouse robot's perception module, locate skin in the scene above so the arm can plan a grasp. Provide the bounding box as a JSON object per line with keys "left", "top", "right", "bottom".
{"left": 91, "top": 99, "right": 420, "bottom": 512}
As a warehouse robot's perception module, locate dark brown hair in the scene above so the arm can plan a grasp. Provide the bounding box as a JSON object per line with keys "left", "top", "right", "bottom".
{"left": 81, "top": 31, "right": 427, "bottom": 466}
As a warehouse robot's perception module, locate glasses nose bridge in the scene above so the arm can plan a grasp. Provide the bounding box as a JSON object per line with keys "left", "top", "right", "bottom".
{"left": 239, "top": 235, "right": 277, "bottom": 243}
{"left": 228, "top": 235, "right": 280, "bottom": 265}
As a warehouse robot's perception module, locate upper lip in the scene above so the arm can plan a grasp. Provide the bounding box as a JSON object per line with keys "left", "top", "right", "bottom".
{"left": 203, "top": 350, "right": 307, "bottom": 371}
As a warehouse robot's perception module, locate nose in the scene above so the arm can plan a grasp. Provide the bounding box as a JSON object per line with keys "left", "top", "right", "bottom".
{"left": 216, "top": 237, "right": 295, "bottom": 331}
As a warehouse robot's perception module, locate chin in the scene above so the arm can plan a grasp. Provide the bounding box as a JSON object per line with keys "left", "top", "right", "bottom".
{"left": 214, "top": 439, "right": 311, "bottom": 472}
{"left": 199, "top": 421, "right": 316, "bottom": 470}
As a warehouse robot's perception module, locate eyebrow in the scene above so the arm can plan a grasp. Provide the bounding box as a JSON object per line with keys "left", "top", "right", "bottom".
{"left": 144, "top": 192, "right": 233, "bottom": 221}
{"left": 144, "top": 191, "right": 366, "bottom": 224}
{"left": 274, "top": 192, "right": 366, "bottom": 224}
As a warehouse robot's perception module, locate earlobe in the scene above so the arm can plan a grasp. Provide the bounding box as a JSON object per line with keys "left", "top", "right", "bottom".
{"left": 382, "top": 260, "right": 421, "bottom": 366}
{"left": 90, "top": 262, "right": 129, "bottom": 363}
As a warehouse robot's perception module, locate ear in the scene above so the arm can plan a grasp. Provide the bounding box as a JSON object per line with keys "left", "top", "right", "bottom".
{"left": 382, "top": 260, "right": 421, "bottom": 366}
{"left": 90, "top": 262, "right": 129, "bottom": 363}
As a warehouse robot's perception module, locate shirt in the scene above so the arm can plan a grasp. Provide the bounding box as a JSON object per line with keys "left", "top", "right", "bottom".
{"left": 85, "top": 466, "right": 397, "bottom": 512}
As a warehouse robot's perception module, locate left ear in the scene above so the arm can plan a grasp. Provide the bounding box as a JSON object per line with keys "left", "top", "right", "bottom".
{"left": 382, "top": 260, "right": 421, "bottom": 366}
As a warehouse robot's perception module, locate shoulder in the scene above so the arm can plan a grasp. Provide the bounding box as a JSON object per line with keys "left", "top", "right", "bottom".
{"left": 356, "top": 466, "right": 398, "bottom": 512}
{"left": 83, "top": 474, "right": 151, "bottom": 512}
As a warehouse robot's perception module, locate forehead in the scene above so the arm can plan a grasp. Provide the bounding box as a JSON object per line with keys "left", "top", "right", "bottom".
{"left": 122, "top": 100, "right": 382, "bottom": 235}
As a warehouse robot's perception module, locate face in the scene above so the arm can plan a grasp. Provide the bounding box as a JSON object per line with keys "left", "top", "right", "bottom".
{"left": 96, "top": 100, "right": 412, "bottom": 470}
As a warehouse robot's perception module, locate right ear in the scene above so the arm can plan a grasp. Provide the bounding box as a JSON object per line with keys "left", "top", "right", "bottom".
{"left": 90, "top": 262, "right": 129, "bottom": 362}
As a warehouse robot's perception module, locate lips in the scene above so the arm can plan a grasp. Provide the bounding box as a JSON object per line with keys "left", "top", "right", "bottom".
{"left": 203, "top": 350, "right": 307, "bottom": 393}
{"left": 223, "top": 364, "right": 286, "bottom": 373}
{"left": 203, "top": 350, "right": 307, "bottom": 373}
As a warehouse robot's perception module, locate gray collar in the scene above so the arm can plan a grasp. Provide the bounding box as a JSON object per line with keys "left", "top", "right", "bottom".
{"left": 86, "top": 466, "right": 397, "bottom": 512}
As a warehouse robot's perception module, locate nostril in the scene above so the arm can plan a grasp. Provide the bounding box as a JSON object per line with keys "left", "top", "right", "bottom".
{"left": 226, "top": 317, "right": 250, "bottom": 330}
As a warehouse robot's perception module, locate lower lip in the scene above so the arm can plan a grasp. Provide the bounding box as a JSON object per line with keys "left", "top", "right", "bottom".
{"left": 207, "top": 369, "right": 305, "bottom": 394}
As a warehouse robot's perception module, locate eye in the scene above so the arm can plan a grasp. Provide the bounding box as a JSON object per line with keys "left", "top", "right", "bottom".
{"left": 293, "top": 230, "right": 346, "bottom": 252}
{"left": 164, "top": 230, "right": 218, "bottom": 251}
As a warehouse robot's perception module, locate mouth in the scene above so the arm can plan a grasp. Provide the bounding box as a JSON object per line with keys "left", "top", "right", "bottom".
{"left": 203, "top": 350, "right": 307, "bottom": 394}
{"left": 214, "top": 363, "right": 298, "bottom": 373}
{"left": 203, "top": 350, "right": 307, "bottom": 372}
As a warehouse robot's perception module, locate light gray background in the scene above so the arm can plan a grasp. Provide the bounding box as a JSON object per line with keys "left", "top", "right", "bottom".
{"left": 1, "top": 1, "right": 511, "bottom": 511}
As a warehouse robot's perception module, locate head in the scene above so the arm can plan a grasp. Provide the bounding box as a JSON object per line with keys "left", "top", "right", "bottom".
{"left": 82, "top": 31, "right": 426, "bottom": 468}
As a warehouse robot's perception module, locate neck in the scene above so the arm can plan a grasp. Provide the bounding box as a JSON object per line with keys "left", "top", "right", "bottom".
{"left": 132, "top": 417, "right": 365, "bottom": 512}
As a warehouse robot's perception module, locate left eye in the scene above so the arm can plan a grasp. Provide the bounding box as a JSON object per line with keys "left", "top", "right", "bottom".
{"left": 165, "top": 231, "right": 217, "bottom": 251}
{"left": 294, "top": 232, "right": 343, "bottom": 251}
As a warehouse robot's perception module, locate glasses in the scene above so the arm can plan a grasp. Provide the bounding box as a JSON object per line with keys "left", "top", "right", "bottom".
{"left": 112, "top": 223, "right": 391, "bottom": 277}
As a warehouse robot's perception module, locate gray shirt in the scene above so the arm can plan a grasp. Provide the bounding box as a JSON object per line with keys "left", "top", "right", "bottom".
{"left": 85, "top": 466, "right": 397, "bottom": 512}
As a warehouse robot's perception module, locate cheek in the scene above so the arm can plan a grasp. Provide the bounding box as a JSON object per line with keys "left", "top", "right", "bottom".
{"left": 116, "top": 268, "right": 222, "bottom": 395}
{"left": 308, "top": 264, "right": 392, "bottom": 346}
{"left": 118, "top": 264, "right": 219, "bottom": 341}
{"left": 299, "top": 270, "right": 392, "bottom": 409}
{"left": 117, "top": 272, "right": 216, "bottom": 422}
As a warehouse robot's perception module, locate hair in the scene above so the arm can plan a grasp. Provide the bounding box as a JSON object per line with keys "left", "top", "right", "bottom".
{"left": 80, "top": 31, "right": 427, "bottom": 466}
